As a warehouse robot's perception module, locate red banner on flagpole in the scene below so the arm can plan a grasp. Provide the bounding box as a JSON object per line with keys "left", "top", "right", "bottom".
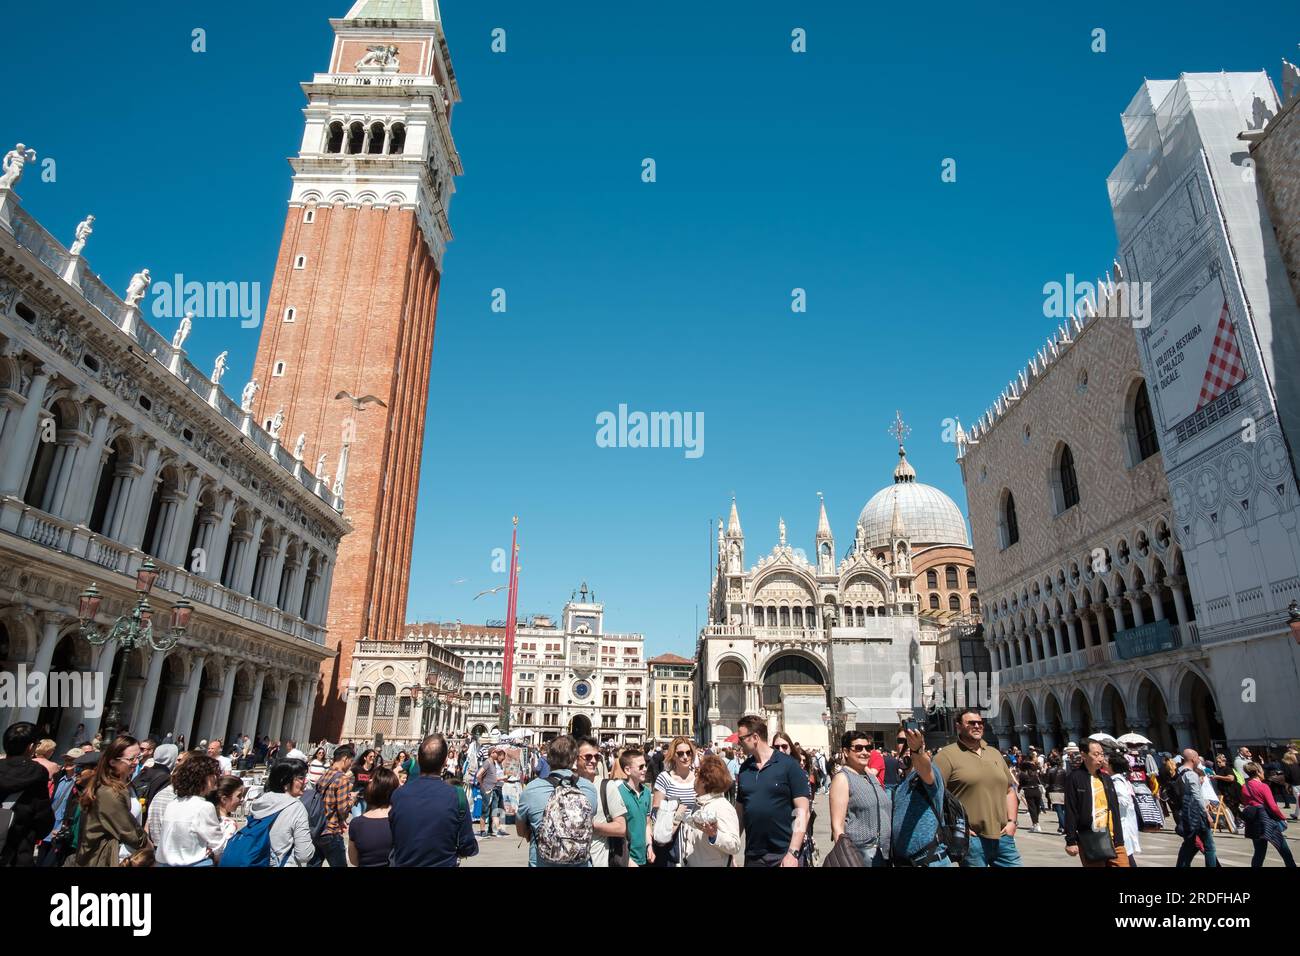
{"left": 502, "top": 517, "right": 519, "bottom": 717}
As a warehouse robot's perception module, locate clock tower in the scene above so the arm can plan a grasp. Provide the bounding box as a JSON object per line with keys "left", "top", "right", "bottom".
{"left": 250, "top": 0, "right": 462, "bottom": 738}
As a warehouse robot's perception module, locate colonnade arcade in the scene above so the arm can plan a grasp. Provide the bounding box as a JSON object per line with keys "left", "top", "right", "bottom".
{"left": 0, "top": 353, "right": 335, "bottom": 628}
{"left": 991, "top": 662, "right": 1226, "bottom": 757}
{"left": 0, "top": 606, "right": 318, "bottom": 752}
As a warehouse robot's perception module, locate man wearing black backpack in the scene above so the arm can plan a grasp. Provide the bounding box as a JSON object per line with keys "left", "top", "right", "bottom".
{"left": 0, "top": 721, "right": 55, "bottom": 867}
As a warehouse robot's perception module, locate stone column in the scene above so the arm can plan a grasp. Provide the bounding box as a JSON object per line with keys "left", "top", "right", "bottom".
{"left": 121, "top": 441, "right": 162, "bottom": 549}
{"left": 1169, "top": 713, "right": 1196, "bottom": 752}
{"left": 1145, "top": 585, "right": 1166, "bottom": 622}
{"left": 64, "top": 408, "right": 112, "bottom": 524}
{"left": 81, "top": 638, "right": 120, "bottom": 740}
{"left": 286, "top": 546, "right": 309, "bottom": 616}
{"left": 205, "top": 493, "right": 238, "bottom": 583}
{"left": 267, "top": 677, "right": 288, "bottom": 744}
{"left": 234, "top": 514, "right": 266, "bottom": 595}
{"left": 174, "top": 657, "right": 206, "bottom": 743}
{"left": 1018, "top": 723, "right": 1034, "bottom": 754}
{"left": 1109, "top": 597, "right": 1125, "bottom": 634}
{"left": 18, "top": 614, "right": 65, "bottom": 723}
{"left": 244, "top": 671, "right": 267, "bottom": 742}
{"left": 1094, "top": 608, "right": 1110, "bottom": 644}
{"left": 294, "top": 678, "right": 314, "bottom": 745}
{"left": 1064, "top": 614, "right": 1079, "bottom": 657}
{"left": 164, "top": 471, "right": 203, "bottom": 567}
{"left": 1128, "top": 594, "right": 1146, "bottom": 628}
{"left": 210, "top": 660, "right": 240, "bottom": 743}
{"left": 1167, "top": 578, "right": 1189, "bottom": 627}
{"left": 0, "top": 364, "right": 53, "bottom": 494}
{"left": 1041, "top": 728, "right": 1059, "bottom": 754}
{"left": 1050, "top": 620, "right": 1065, "bottom": 658}
{"left": 132, "top": 649, "right": 169, "bottom": 740}
{"left": 262, "top": 531, "right": 290, "bottom": 606}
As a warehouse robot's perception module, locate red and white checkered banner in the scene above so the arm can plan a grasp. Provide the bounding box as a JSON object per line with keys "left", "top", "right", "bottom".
{"left": 1196, "top": 299, "right": 1246, "bottom": 409}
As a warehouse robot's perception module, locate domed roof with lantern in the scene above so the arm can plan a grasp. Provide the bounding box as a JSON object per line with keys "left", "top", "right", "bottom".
{"left": 857, "top": 413, "right": 970, "bottom": 550}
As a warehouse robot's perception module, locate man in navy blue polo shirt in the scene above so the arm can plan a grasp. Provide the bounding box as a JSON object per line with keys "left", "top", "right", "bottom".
{"left": 389, "top": 734, "right": 479, "bottom": 867}
{"left": 734, "top": 715, "right": 811, "bottom": 867}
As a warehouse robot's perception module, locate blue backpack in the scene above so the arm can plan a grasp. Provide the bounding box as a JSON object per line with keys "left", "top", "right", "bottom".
{"left": 219, "top": 808, "right": 289, "bottom": 867}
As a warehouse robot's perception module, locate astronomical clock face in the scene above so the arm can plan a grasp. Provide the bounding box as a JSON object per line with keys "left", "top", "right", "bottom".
{"left": 572, "top": 680, "right": 592, "bottom": 701}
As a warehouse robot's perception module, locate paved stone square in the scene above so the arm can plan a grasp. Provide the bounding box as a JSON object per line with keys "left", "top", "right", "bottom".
{"left": 460, "top": 786, "right": 1300, "bottom": 868}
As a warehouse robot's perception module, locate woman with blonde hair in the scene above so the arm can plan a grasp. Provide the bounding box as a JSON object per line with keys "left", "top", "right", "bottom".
{"left": 33, "top": 739, "right": 59, "bottom": 780}
{"left": 681, "top": 754, "right": 740, "bottom": 866}
{"left": 73, "top": 736, "right": 148, "bottom": 867}
{"left": 651, "top": 735, "right": 696, "bottom": 866}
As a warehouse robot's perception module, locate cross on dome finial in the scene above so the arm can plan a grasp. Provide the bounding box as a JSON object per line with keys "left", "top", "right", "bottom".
{"left": 889, "top": 410, "right": 910, "bottom": 447}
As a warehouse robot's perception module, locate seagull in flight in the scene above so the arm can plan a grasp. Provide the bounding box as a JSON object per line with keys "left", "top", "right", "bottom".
{"left": 474, "top": 585, "right": 508, "bottom": 600}
{"left": 334, "top": 390, "right": 387, "bottom": 410}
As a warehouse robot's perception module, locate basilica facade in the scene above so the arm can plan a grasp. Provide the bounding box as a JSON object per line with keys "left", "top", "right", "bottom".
{"left": 696, "top": 430, "right": 979, "bottom": 749}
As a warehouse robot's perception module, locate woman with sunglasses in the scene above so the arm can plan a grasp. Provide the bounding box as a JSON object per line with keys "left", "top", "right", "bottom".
{"left": 74, "top": 736, "right": 149, "bottom": 867}
{"left": 830, "top": 730, "right": 892, "bottom": 866}
{"left": 651, "top": 736, "right": 697, "bottom": 866}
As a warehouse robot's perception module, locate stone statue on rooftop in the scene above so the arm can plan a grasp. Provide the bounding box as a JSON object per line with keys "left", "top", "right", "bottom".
{"left": 269, "top": 407, "right": 285, "bottom": 440}
{"left": 172, "top": 313, "right": 193, "bottom": 350}
{"left": 124, "top": 269, "right": 151, "bottom": 308}
{"left": 315, "top": 453, "right": 327, "bottom": 476}
{"left": 0, "top": 144, "right": 35, "bottom": 190}
{"left": 69, "top": 215, "right": 95, "bottom": 256}
{"left": 293, "top": 433, "right": 307, "bottom": 461}
{"left": 211, "top": 350, "right": 228, "bottom": 386}
{"left": 240, "top": 379, "right": 259, "bottom": 412}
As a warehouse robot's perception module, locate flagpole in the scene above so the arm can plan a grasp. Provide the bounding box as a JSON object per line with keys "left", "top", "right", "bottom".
{"left": 500, "top": 516, "right": 519, "bottom": 732}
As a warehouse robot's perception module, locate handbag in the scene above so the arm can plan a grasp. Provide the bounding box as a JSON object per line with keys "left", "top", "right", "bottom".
{"left": 1077, "top": 828, "right": 1117, "bottom": 862}
{"left": 822, "top": 834, "right": 864, "bottom": 867}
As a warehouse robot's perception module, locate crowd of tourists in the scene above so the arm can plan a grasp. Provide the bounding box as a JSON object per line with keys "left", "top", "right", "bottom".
{"left": 0, "top": 713, "right": 1295, "bottom": 868}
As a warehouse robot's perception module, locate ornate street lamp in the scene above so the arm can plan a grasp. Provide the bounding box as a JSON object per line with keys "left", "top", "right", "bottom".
{"left": 78, "top": 557, "right": 192, "bottom": 741}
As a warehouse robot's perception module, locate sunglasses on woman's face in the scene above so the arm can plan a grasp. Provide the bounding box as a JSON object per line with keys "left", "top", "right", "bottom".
{"left": 676, "top": 750, "right": 692, "bottom": 758}
{"left": 775, "top": 744, "right": 791, "bottom": 752}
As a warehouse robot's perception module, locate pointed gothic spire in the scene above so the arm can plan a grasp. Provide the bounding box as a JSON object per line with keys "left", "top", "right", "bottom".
{"left": 890, "top": 488, "right": 907, "bottom": 537}
{"left": 816, "top": 493, "right": 832, "bottom": 539}
{"left": 727, "top": 497, "right": 743, "bottom": 537}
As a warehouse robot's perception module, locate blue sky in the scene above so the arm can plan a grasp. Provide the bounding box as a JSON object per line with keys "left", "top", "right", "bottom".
{"left": 4, "top": 2, "right": 1295, "bottom": 655}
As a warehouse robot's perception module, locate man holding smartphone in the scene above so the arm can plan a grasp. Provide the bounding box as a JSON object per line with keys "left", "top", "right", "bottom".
{"left": 933, "top": 708, "right": 1022, "bottom": 867}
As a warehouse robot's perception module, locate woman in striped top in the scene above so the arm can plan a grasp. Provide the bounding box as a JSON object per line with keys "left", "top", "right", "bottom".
{"left": 651, "top": 736, "right": 697, "bottom": 866}
{"left": 306, "top": 748, "right": 329, "bottom": 789}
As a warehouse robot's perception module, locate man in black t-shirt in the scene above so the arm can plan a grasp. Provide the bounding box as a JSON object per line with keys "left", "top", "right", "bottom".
{"left": 734, "top": 715, "right": 811, "bottom": 867}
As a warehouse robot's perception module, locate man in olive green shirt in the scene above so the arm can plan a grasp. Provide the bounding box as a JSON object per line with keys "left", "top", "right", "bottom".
{"left": 933, "top": 708, "right": 1022, "bottom": 867}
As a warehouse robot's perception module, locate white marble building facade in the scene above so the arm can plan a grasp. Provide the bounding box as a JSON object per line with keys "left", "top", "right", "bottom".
{"left": 510, "top": 588, "right": 646, "bottom": 745}
{"left": 0, "top": 174, "right": 347, "bottom": 751}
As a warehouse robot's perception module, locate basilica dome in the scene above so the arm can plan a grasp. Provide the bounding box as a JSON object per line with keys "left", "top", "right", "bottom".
{"left": 857, "top": 446, "right": 970, "bottom": 550}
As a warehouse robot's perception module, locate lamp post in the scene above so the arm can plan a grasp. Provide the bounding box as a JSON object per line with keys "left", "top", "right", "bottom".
{"left": 77, "top": 557, "right": 192, "bottom": 742}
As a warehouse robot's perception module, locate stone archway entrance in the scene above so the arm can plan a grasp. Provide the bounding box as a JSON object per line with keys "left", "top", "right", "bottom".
{"left": 569, "top": 714, "right": 592, "bottom": 738}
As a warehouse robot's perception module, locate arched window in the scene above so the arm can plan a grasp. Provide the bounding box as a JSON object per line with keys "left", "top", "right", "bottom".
{"left": 346, "top": 122, "right": 365, "bottom": 154}
{"left": 1058, "top": 444, "right": 1080, "bottom": 510}
{"left": 929, "top": 593, "right": 940, "bottom": 609}
{"left": 926, "top": 569, "right": 938, "bottom": 588}
{"left": 970, "top": 595, "right": 981, "bottom": 614}
{"left": 945, "top": 566, "right": 959, "bottom": 589}
{"left": 966, "top": 569, "right": 977, "bottom": 589}
{"left": 367, "top": 122, "right": 386, "bottom": 154}
{"left": 376, "top": 682, "right": 397, "bottom": 718}
{"left": 949, "top": 594, "right": 961, "bottom": 611}
{"left": 1000, "top": 491, "right": 1020, "bottom": 549}
{"left": 388, "top": 122, "right": 406, "bottom": 155}
{"left": 1134, "top": 381, "right": 1159, "bottom": 462}
{"left": 324, "top": 122, "right": 344, "bottom": 154}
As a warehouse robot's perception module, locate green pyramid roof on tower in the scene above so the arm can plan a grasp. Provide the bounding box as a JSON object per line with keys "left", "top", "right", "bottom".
{"left": 345, "top": 0, "right": 439, "bottom": 20}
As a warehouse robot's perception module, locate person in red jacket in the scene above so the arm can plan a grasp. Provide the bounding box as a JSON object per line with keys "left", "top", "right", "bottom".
{"left": 1240, "top": 761, "right": 1296, "bottom": 868}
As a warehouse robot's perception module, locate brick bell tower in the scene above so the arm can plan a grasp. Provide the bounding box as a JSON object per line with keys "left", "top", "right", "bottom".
{"left": 251, "top": 0, "right": 462, "bottom": 739}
